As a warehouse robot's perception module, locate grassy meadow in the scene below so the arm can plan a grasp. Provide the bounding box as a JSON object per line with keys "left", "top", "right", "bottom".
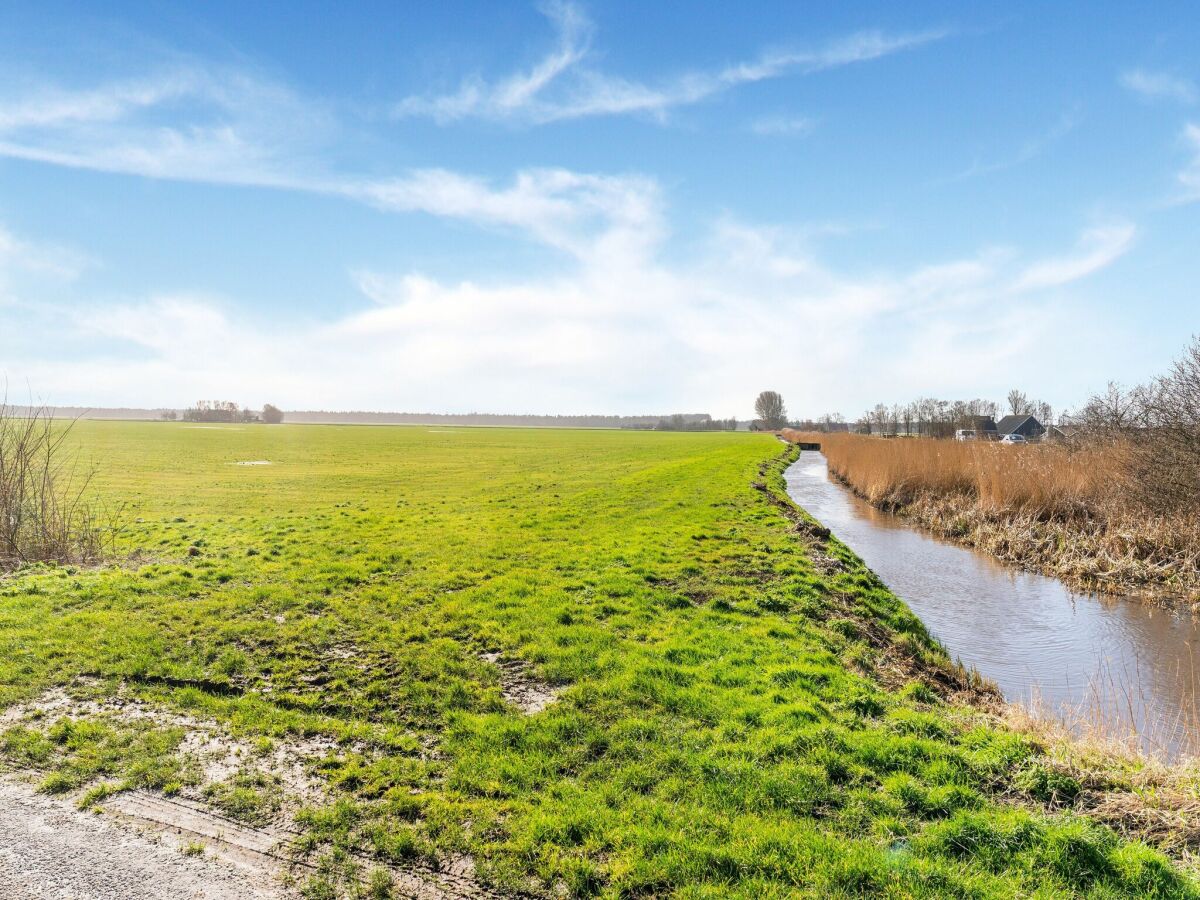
{"left": 0, "top": 421, "right": 1195, "bottom": 898}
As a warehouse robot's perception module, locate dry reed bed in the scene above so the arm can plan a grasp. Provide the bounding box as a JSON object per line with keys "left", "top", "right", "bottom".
{"left": 997, "top": 702, "right": 1200, "bottom": 865}
{"left": 784, "top": 431, "right": 1200, "bottom": 602}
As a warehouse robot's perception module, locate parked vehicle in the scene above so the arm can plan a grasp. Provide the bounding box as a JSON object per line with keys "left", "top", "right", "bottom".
{"left": 955, "top": 429, "right": 977, "bottom": 441}
{"left": 999, "top": 433, "right": 1027, "bottom": 445}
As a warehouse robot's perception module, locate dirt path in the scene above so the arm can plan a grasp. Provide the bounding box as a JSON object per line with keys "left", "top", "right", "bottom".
{"left": 0, "top": 686, "right": 507, "bottom": 899}
{"left": 0, "top": 778, "right": 293, "bottom": 900}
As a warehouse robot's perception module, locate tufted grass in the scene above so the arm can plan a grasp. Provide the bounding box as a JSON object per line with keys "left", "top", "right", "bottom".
{"left": 0, "top": 421, "right": 1195, "bottom": 898}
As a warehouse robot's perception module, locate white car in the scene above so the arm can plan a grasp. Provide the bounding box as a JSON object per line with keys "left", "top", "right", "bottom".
{"left": 999, "top": 433, "right": 1027, "bottom": 444}
{"left": 955, "top": 429, "right": 976, "bottom": 441}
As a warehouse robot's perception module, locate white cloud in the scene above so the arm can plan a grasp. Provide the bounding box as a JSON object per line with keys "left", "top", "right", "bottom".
{"left": 394, "top": 1, "right": 592, "bottom": 123}
{"left": 0, "top": 75, "right": 195, "bottom": 131}
{"left": 0, "top": 227, "right": 86, "bottom": 281}
{"left": 0, "top": 62, "right": 670, "bottom": 269}
{"left": 1, "top": 196, "right": 1137, "bottom": 418}
{"left": 943, "top": 110, "right": 1080, "bottom": 183}
{"left": 395, "top": 3, "right": 947, "bottom": 124}
{"left": 1177, "top": 123, "right": 1200, "bottom": 202}
{"left": 1012, "top": 222, "right": 1135, "bottom": 290}
{"left": 0, "top": 226, "right": 88, "bottom": 313}
{"left": 1120, "top": 69, "right": 1197, "bottom": 104}
{"left": 749, "top": 115, "right": 813, "bottom": 137}
{"left": 346, "top": 167, "right": 663, "bottom": 263}
{"left": 0, "top": 65, "right": 333, "bottom": 187}
{"left": 76, "top": 294, "right": 233, "bottom": 359}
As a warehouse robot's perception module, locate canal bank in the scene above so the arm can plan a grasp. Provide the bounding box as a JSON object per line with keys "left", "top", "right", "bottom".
{"left": 786, "top": 451, "right": 1200, "bottom": 762}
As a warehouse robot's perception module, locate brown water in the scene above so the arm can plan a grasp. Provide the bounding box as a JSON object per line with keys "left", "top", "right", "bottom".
{"left": 786, "top": 452, "right": 1200, "bottom": 761}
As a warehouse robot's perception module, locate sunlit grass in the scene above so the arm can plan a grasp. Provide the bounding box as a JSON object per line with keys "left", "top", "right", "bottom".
{"left": 0, "top": 421, "right": 1194, "bottom": 897}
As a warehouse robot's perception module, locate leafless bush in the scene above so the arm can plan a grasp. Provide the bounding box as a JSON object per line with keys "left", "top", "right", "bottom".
{"left": 0, "top": 399, "right": 116, "bottom": 571}
{"left": 1075, "top": 339, "right": 1200, "bottom": 516}
{"left": 1135, "top": 339, "right": 1200, "bottom": 515}
{"left": 1073, "top": 382, "right": 1148, "bottom": 437}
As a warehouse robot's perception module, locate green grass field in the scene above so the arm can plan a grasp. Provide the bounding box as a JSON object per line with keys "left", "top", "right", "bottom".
{"left": 0, "top": 421, "right": 1193, "bottom": 898}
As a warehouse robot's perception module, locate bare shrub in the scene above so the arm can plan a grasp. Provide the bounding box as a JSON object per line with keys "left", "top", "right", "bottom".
{"left": 1072, "top": 339, "right": 1200, "bottom": 517}
{"left": 1132, "top": 339, "right": 1200, "bottom": 515}
{"left": 0, "top": 399, "right": 116, "bottom": 571}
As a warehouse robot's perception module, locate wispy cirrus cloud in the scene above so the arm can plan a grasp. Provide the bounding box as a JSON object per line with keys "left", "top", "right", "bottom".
{"left": 394, "top": 2, "right": 948, "bottom": 124}
{"left": 0, "top": 59, "right": 672, "bottom": 266}
{"left": 1174, "top": 123, "right": 1200, "bottom": 203}
{"left": 0, "top": 225, "right": 89, "bottom": 311}
{"left": 942, "top": 110, "right": 1080, "bottom": 183}
{"left": 0, "top": 64, "right": 334, "bottom": 187}
{"left": 1120, "top": 68, "right": 1197, "bottom": 104}
{"left": 0, "top": 67, "right": 661, "bottom": 270}
{"left": 0, "top": 226, "right": 87, "bottom": 281}
{"left": 1012, "top": 221, "right": 1135, "bottom": 290}
{"left": 346, "top": 167, "right": 663, "bottom": 263}
{"left": 749, "top": 115, "right": 814, "bottom": 137}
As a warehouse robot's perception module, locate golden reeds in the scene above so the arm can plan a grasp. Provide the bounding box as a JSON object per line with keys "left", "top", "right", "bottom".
{"left": 796, "top": 432, "right": 1120, "bottom": 515}
{"left": 784, "top": 431, "right": 1200, "bottom": 600}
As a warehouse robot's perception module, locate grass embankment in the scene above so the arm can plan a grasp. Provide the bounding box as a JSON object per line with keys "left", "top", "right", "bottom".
{"left": 0, "top": 422, "right": 1197, "bottom": 897}
{"left": 787, "top": 430, "right": 1200, "bottom": 602}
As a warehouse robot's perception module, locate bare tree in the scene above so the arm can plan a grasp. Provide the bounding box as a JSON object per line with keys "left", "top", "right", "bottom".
{"left": 1073, "top": 338, "right": 1200, "bottom": 514}
{"left": 1007, "top": 389, "right": 1031, "bottom": 416}
{"left": 864, "top": 403, "right": 887, "bottom": 435}
{"left": 754, "top": 391, "right": 787, "bottom": 430}
{"left": 1135, "top": 337, "right": 1200, "bottom": 513}
{"left": 1075, "top": 382, "right": 1146, "bottom": 435}
{"left": 817, "top": 412, "right": 845, "bottom": 432}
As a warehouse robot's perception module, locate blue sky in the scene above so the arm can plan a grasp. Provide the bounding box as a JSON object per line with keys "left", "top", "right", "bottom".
{"left": 1, "top": 1, "right": 1198, "bottom": 418}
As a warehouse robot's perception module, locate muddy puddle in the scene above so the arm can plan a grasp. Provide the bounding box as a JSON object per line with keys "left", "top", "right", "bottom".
{"left": 786, "top": 452, "right": 1200, "bottom": 761}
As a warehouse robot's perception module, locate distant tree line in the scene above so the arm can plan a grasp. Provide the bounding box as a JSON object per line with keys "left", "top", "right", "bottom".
{"left": 789, "top": 413, "right": 850, "bottom": 433}
{"left": 283, "top": 411, "right": 716, "bottom": 428}
{"left": 793, "top": 392, "right": 1052, "bottom": 438}
{"left": 652, "top": 414, "right": 739, "bottom": 432}
{"left": 180, "top": 401, "right": 284, "bottom": 424}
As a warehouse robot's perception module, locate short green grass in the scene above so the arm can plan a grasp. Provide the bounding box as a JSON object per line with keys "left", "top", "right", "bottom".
{"left": 0, "top": 421, "right": 1194, "bottom": 898}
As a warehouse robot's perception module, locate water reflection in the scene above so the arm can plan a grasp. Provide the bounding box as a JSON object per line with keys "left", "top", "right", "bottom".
{"left": 786, "top": 453, "right": 1200, "bottom": 760}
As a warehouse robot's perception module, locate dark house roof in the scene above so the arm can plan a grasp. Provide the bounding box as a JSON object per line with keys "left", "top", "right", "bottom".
{"left": 996, "top": 414, "right": 1044, "bottom": 436}
{"left": 971, "top": 416, "right": 998, "bottom": 433}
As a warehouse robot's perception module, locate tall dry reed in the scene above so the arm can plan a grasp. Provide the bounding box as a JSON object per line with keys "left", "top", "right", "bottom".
{"left": 782, "top": 430, "right": 1200, "bottom": 598}
{"left": 788, "top": 431, "right": 1126, "bottom": 519}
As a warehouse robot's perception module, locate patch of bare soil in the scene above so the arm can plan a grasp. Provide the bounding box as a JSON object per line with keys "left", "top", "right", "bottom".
{"left": 1, "top": 686, "right": 331, "bottom": 822}
{"left": 106, "top": 793, "right": 503, "bottom": 899}
{"left": 481, "top": 653, "right": 559, "bottom": 714}
{"left": 0, "top": 777, "right": 292, "bottom": 899}
{"left": 1, "top": 685, "right": 501, "bottom": 898}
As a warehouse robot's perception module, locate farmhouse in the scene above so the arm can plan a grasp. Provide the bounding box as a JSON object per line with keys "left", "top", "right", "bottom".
{"left": 970, "top": 416, "right": 999, "bottom": 439}
{"left": 996, "top": 414, "right": 1045, "bottom": 440}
